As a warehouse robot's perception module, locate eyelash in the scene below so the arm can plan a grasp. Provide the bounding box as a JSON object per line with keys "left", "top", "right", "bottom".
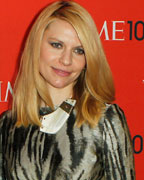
{"left": 74, "top": 48, "right": 85, "bottom": 55}
{"left": 50, "top": 42, "right": 62, "bottom": 49}
{"left": 49, "top": 42, "right": 85, "bottom": 55}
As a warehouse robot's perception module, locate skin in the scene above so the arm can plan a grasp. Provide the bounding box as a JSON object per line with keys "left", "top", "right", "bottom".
{"left": 39, "top": 19, "right": 86, "bottom": 105}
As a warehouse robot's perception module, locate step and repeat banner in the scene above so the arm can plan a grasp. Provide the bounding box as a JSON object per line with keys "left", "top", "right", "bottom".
{"left": 0, "top": 0, "right": 144, "bottom": 179}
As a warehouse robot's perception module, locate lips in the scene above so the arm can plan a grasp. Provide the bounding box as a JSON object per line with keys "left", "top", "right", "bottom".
{"left": 52, "top": 67, "right": 71, "bottom": 77}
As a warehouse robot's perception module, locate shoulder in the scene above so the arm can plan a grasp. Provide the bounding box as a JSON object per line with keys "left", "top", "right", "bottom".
{"left": 104, "top": 103, "right": 127, "bottom": 129}
{"left": 105, "top": 103, "right": 125, "bottom": 119}
{"left": 92, "top": 104, "right": 129, "bottom": 140}
{"left": 102, "top": 103, "right": 132, "bottom": 147}
{"left": 0, "top": 110, "right": 12, "bottom": 130}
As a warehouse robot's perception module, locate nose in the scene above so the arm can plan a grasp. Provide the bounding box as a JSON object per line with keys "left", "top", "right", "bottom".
{"left": 59, "top": 49, "right": 72, "bottom": 66}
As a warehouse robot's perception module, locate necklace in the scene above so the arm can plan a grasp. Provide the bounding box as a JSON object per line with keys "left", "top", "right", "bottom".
{"left": 40, "top": 98, "right": 76, "bottom": 134}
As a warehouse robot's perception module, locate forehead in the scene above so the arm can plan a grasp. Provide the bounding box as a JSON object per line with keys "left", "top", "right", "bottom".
{"left": 44, "top": 19, "right": 81, "bottom": 42}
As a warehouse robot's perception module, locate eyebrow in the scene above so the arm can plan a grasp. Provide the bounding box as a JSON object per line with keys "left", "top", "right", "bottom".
{"left": 48, "top": 37, "right": 63, "bottom": 44}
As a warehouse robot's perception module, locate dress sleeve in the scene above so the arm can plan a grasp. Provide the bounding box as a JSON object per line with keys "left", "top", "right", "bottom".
{"left": 102, "top": 104, "right": 135, "bottom": 180}
{"left": 0, "top": 134, "right": 3, "bottom": 180}
{"left": 0, "top": 111, "right": 8, "bottom": 180}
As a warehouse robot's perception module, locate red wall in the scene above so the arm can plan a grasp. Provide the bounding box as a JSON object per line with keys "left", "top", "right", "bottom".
{"left": 0, "top": 0, "right": 144, "bottom": 179}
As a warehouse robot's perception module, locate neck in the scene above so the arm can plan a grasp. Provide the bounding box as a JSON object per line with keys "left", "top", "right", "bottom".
{"left": 47, "top": 85, "right": 73, "bottom": 106}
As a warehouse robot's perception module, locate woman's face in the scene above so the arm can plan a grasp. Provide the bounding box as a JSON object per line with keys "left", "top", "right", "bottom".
{"left": 39, "top": 19, "right": 86, "bottom": 90}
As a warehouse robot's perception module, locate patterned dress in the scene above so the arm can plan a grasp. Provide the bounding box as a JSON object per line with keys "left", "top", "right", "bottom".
{"left": 0, "top": 104, "right": 135, "bottom": 180}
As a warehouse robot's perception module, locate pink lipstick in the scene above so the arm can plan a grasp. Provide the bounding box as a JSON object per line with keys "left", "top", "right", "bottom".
{"left": 52, "top": 67, "right": 71, "bottom": 77}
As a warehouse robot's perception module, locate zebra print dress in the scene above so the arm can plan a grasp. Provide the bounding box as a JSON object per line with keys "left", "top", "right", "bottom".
{"left": 0, "top": 104, "right": 135, "bottom": 180}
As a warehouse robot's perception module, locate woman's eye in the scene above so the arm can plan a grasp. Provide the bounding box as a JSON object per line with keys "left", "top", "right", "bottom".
{"left": 50, "top": 42, "right": 62, "bottom": 49}
{"left": 74, "top": 48, "right": 85, "bottom": 55}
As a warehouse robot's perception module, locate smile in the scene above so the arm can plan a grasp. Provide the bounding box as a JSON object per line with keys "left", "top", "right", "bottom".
{"left": 52, "top": 67, "right": 71, "bottom": 77}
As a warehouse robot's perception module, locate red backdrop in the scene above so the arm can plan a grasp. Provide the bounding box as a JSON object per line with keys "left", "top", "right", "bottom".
{"left": 0, "top": 0, "right": 144, "bottom": 179}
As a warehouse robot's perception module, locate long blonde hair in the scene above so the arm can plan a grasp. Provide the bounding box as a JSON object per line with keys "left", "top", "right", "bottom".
{"left": 12, "top": 0, "right": 115, "bottom": 127}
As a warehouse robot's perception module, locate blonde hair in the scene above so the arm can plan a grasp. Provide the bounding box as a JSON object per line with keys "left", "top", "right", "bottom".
{"left": 12, "top": 0, "right": 115, "bottom": 127}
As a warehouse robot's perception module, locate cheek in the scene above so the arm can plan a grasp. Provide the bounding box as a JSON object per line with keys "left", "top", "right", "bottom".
{"left": 76, "top": 59, "right": 86, "bottom": 72}
{"left": 40, "top": 49, "right": 49, "bottom": 64}
{"left": 40, "top": 44, "right": 53, "bottom": 63}
{"left": 39, "top": 55, "right": 49, "bottom": 76}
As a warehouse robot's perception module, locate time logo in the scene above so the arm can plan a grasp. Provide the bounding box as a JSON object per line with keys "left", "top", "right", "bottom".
{"left": 0, "top": 81, "right": 13, "bottom": 102}
{"left": 99, "top": 20, "right": 144, "bottom": 41}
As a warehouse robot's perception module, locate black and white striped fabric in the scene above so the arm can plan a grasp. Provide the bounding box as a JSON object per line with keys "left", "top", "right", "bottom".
{"left": 0, "top": 104, "right": 135, "bottom": 180}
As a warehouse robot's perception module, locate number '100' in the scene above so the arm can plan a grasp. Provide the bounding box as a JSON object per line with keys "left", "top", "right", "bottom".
{"left": 133, "top": 135, "right": 143, "bottom": 154}
{"left": 128, "top": 21, "right": 144, "bottom": 40}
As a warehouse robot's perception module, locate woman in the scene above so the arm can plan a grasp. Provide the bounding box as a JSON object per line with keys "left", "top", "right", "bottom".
{"left": 0, "top": 0, "right": 135, "bottom": 179}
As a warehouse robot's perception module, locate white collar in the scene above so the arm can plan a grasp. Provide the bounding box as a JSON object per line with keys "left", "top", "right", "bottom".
{"left": 40, "top": 99, "right": 76, "bottom": 134}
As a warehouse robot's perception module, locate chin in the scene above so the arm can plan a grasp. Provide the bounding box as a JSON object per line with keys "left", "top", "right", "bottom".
{"left": 50, "top": 82, "right": 71, "bottom": 89}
